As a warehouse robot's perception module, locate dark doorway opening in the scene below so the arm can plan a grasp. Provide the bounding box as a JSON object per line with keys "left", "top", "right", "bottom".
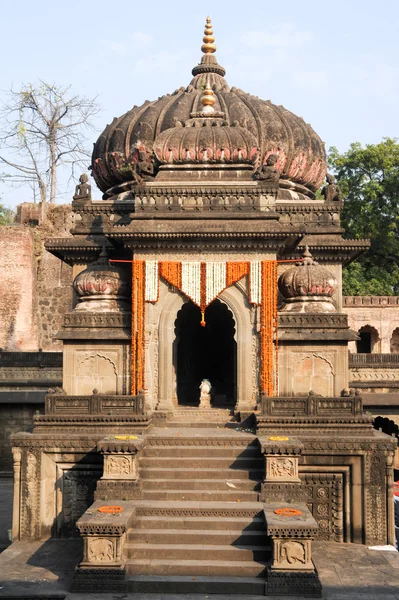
{"left": 356, "top": 331, "right": 371, "bottom": 353}
{"left": 174, "top": 299, "right": 237, "bottom": 406}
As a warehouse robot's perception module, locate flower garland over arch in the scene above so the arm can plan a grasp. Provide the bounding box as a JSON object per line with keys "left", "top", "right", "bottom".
{"left": 131, "top": 260, "right": 278, "bottom": 398}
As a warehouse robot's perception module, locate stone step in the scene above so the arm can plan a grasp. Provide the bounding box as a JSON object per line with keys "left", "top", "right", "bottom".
{"left": 142, "top": 445, "right": 260, "bottom": 458}
{"left": 141, "top": 489, "right": 259, "bottom": 502}
{"left": 126, "top": 558, "right": 269, "bottom": 577}
{"left": 132, "top": 515, "right": 265, "bottom": 531}
{"left": 127, "top": 575, "right": 266, "bottom": 595}
{"left": 125, "top": 543, "right": 269, "bottom": 562}
{"left": 127, "top": 528, "right": 269, "bottom": 546}
{"left": 139, "top": 467, "right": 263, "bottom": 480}
{"left": 141, "top": 478, "right": 259, "bottom": 491}
{"left": 139, "top": 456, "right": 263, "bottom": 469}
{"left": 165, "top": 421, "right": 235, "bottom": 428}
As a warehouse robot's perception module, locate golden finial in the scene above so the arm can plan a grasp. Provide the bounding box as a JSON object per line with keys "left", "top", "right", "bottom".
{"left": 201, "top": 16, "right": 216, "bottom": 54}
{"left": 200, "top": 81, "right": 216, "bottom": 114}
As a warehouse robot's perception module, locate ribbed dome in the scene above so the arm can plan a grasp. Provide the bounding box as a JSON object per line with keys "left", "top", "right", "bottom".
{"left": 73, "top": 248, "right": 131, "bottom": 312}
{"left": 154, "top": 116, "right": 258, "bottom": 165}
{"left": 91, "top": 19, "right": 327, "bottom": 195}
{"left": 278, "top": 248, "right": 337, "bottom": 313}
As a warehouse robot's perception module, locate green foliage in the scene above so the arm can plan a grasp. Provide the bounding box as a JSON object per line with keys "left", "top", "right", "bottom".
{"left": 0, "top": 203, "right": 15, "bottom": 225}
{"left": 329, "top": 138, "right": 399, "bottom": 295}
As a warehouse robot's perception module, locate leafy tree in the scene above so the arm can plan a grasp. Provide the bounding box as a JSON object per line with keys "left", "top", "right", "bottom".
{"left": 0, "top": 203, "right": 14, "bottom": 225}
{"left": 0, "top": 82, "right": 99, "bottom": 203}
{"left": 329, "top": 138, "right": 399, "bottom": 295}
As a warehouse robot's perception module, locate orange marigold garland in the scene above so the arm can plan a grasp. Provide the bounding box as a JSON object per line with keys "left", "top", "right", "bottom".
{"left": 226, "top": 262, "right": 249, "bottom": 289}
{"left": 131, "top": 260, "right": 145, "bottom": 395}
{"left": 260, "top": 260, "right": 278, "bottom": 397}
{"left": 159, "top": 262, "right": 182, "bottom": 290}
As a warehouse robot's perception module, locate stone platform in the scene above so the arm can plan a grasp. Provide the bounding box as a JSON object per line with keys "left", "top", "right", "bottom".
{"left": 1, "top": 540, "right": 399, "bottom": 599}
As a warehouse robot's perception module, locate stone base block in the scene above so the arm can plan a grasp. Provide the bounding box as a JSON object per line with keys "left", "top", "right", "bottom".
{"left": 265, "top": 568, "right": 322, "bottom": 597}
{"left": 95, "top": 480, "right": 142, "bottom": 500}
{"left": 71, "top": 566, "right": 127, "bottom": 592}
{"left": 261, "top": 482, "right": 307, "bottom": 504}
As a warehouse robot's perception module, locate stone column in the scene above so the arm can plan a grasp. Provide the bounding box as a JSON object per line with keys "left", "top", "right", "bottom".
{"left": 12, "top": 448, "right": 22, "bottom": 540}
{"left": 260, "top": 436, "right": 306, "bottom": 503}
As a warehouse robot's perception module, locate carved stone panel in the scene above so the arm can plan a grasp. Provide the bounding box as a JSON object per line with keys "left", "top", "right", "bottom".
{"left": 300, "top": 473, "right": 343, "bottom": 542}
{"left": 58, "top": 466, "right": 101, "bottom": 537}
{"left": 63, "top": 342, "right": 130, "bottom": 396}
{"left": 266, "top": 456, "right": 300, "bottom": 483}
{"left": 87, "top": 537, "right": 115, "bottom": 563}
{"left": 273, "top": 539, "right": 313, "bottom": 570}
{"left": 103, "top": 454, "right": 138, "bottom": 480}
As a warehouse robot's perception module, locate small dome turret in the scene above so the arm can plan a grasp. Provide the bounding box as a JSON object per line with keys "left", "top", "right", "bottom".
{"left": 278, "top": 247, "right": 337, "bottom": 313}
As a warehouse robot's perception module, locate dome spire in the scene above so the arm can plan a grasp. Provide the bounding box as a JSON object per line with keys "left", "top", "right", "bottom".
{"left": 191, "top": 16, "right": 226, "bottom": 81}
{"left": 201, "top": 16, "right": 217, "bottom": 54}
{"left": 200, "top": 80, "right": 216, "bottom": 114}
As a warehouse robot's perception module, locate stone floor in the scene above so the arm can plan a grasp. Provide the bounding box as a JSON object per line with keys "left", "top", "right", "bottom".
{"left": 1, "top": 538, "right": 399, "bottom": 598}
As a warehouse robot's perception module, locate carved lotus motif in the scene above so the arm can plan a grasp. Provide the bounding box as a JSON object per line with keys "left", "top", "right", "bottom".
{"left": 73, "top": 259, "right": 130, "bottom": 299}
{"left": 72, "top": 249, "right": 131, "bottom": 312}
{"left": 279, "top": 263, "right": 337, "bottom": 299}
{"left": 278, "top": 248, "right": 337, "bottom": 313}
{"left": 154, "top": 120, "right": 259, "bottom": 165}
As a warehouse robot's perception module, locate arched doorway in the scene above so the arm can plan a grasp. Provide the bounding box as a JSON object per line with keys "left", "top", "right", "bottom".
{"left": 174, "top": 299, "right": 237, "bottom": 406}
{"left": 356, "top": 325, "right": 380, "bottom": 353}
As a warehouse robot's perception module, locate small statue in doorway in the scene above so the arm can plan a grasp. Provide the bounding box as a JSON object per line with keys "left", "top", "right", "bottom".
{"left": 199, "top": 378, "right": 212, "bottom": 409}
{"left": 73, "top": 173, "right": 92, "bottom": 201}
{"left": 321, "top": 173, "right": 342, "bottom": 202}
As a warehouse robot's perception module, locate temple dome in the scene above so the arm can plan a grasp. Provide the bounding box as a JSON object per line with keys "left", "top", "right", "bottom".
{"left": 73, "top": 248, "right": 131, "bottom": 312}
{"left": 91, "top": 18, "right": 327, "bottom": 195}
{"left": 278, "top": 247, "right": 337, "bottom": 313}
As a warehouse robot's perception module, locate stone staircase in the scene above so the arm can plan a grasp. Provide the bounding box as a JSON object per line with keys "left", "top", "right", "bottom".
{"left": 125, "top": 428, "right": 271, "bottom": 594}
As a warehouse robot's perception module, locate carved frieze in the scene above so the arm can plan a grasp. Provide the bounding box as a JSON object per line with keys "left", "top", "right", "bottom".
{"left": 87, "top": 537, "right": 115, "bottom": 563}
{"left": 266, "top": 457, "right": 300, "bottom": 483}
{"left": 273, "top": 539, "right": 312, "bottom": 570}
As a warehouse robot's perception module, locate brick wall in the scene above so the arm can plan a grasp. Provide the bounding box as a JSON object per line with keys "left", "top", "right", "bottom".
{"left": 0, "top": 204, "right": 74, "bottom": 351}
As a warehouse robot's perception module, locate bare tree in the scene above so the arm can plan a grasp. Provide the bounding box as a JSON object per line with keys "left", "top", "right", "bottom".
{"left": 0, "top": 82, "right": 100, "bottom": 203}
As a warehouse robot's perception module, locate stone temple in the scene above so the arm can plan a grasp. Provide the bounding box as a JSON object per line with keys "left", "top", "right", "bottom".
{"left": 7, "top": 17, "right": 397, "bottom": 597}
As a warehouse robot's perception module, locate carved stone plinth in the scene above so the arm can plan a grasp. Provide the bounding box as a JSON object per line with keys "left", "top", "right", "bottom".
{"left": 95, "top": 435, "right": 145, "bottom": 499}
{"left": 73, "top": 500, "right": 136, "bottom": 592}
{"left": 261, "top": 436, "right": 303, "bottom": 484}
{"left": 264, "top": 503, "right": 321, "bottom": 596}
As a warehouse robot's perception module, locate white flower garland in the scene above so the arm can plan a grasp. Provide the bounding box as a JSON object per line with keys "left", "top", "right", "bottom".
{"left": 145, "top": 260, "right": 159, "bottom": 302}
{"left": 250, "top": 261, "right": 261, "bottom": 305}
{"left": 206, "top": 262, "right": 226, "bottom": 306}
{"left": 182, "top": 262, "right": 201, "bottom": 307}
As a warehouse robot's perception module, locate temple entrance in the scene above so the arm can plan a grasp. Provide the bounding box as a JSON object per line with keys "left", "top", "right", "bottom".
{"left": 174, "top": 299, "right": 237, "bottom": 406}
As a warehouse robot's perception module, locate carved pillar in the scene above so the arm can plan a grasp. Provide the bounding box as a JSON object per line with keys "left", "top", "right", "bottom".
{"left": 95, "top": 435, "right": 144, "bottom": 501}
{"left": 386, "top": 449, "right": 395, "bottom": 547}
{"left": 12, "top": 448, "right": 22, "bottom": 541}
{"left": 260, "top": 436, "right": 306, "bottom": 503}
{"left": 264, "top": 503, "right": 322, "bottom": 597}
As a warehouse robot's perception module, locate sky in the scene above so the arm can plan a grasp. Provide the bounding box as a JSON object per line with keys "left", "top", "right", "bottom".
{"left": 0, "top": 0, "right": 398, "bottom": 208}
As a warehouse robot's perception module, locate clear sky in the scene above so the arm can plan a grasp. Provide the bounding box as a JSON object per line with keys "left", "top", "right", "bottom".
{"left": 1, "top": 0, "right": 398, "bottom": 207}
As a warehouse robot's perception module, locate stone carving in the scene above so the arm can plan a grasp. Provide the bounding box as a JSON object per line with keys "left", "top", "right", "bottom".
{"left": 268, "top": 457, "right": 297, "bottom": 480}
{"left": 88, "top": 537, "right": 114, "bottom": 563}
{"left": 281, "top": 541, "right": 306, "bottom": 565}
{"left": 132, "top": 151, "right": 155, "bottom": 184}
{"left": 108, "top": 456, "right": 130, "bottom": 476}
{"left": 321, "top": 173, "right": 342, "bottom": 202}
{"left": 199, "top": 378, "right": 212, "bottom": 408}
{"left": 253, "top": 154, "right": 280, "bottom": 182}
{"left": 73, "top": 174, "right": 92, "bottom": 201}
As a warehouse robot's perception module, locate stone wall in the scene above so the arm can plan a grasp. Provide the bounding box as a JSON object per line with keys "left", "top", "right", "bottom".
{"left": 344, "top": 296, "right": 399, "bottom": 354}
{"left": 0, "top": 402, "right": 44, "bottom": 471}
{"left": 0, "top": 203, "right": 74, "bottom": 351}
